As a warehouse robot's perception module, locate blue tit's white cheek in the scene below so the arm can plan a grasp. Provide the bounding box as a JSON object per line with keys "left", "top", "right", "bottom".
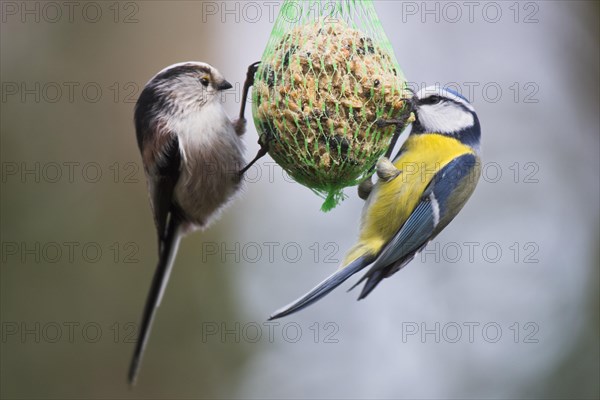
{"left": 417, "top": 103, "right": 474, "bottom": 134}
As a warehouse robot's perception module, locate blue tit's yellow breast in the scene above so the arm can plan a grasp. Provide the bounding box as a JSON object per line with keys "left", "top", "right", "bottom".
{"left": 350, "top": 133, "right": 475, "bottom": 259}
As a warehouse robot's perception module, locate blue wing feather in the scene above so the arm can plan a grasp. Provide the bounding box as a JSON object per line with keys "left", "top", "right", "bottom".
{"left": 355, "top": 153, "right": 479, "bottom": 299}
{"left": 269, "top": 255, "right": 374, "bottom": 320}
{"left": 373, "top": 200, "right": 435, "bottom": 268}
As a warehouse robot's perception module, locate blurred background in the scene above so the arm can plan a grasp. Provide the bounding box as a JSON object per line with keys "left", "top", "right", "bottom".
{"left": 1, "top": 1, "right": 598, "bottom": 399}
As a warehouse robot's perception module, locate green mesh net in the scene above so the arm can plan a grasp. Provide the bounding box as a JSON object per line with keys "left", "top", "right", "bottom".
{"left": 252, "top": 0, "right": 410, "bottom": 211}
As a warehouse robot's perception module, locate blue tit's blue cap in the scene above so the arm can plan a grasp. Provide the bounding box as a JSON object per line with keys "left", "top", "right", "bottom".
{"left": 445, "top": 88, "right": 470, "bottom": 103}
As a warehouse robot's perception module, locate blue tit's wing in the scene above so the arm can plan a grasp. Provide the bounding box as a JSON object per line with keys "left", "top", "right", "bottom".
{"left": 354, "top": 153, "right": 480, "bottom": 299}
{"left": 350, "top": 197, "right": 435, "bottom": 299}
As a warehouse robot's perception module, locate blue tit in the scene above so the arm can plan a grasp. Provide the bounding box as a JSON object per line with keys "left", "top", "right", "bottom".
{"left": 269, "top": 86, "right": 482, "bottom": 320}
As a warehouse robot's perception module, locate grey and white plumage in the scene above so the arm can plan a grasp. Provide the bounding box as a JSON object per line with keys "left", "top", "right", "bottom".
{"left": 129, "top": 62, "right": 245, "bottom": 385}
{"left": 135, "top": 61, "right": 245, "bottom": 233}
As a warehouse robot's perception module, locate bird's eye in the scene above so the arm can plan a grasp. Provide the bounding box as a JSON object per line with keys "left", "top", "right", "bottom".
{"left": 200, "top": 77, "right": 210, "bottom": 87}
{"left": 420, "top": 95, "right": 442, "bottom": 105}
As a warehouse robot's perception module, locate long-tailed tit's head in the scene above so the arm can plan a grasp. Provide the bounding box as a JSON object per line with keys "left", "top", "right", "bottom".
{"left": 145, "top": 61, "right": 233, "bottom": 112}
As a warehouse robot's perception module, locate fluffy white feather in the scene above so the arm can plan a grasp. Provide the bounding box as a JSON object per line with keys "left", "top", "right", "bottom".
{"left": 168, "top": 100, "right": 245, "bottom": 229}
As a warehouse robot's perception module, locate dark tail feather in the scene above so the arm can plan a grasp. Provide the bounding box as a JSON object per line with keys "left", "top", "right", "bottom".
{"left": 268, "top": 256, "right": 372, "bottom": 320}
{"left": 128, "top": 217, "right": 182, "bottom": 386}
{"left": 357, "top": 269, "right": 387, "bottom": 300}
{"left": 347, "top": 271, "right": 369, "bottom": 292}
{"left": 352, "top": 254, "right": 418, "bottom": 300}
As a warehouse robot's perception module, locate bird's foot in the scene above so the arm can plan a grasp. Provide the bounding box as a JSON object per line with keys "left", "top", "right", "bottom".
{"left": 375, "top": 107, "right": 415, "bottom": 129}
{"left": 245, "top": 61, "right": 260, "bottom": 87}
{"left": 239, "top": 141, "right": 269, "bottom": 179}
{"left": 376, "top": 118, "right": 405, "bottom": 129}
{"left": 238, "top": 62, "right": 261, "bottom": 122}
{"left": 376, "top": 157, "right": 401, "bottom": 182}
{"left": 358, "top": 178, "right": 374, "bottom": 200}
{"left": 233, "top": 118, "right": 246, "bottom": 136}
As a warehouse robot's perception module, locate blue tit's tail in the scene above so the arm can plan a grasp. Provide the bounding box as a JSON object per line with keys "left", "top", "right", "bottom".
{"left": 348, "top": 248, "right": 423, "bottom": 300}
{"left": 351, "top": 268, "right": 387, "bottom": 300}
{"left": 268, "top": 256, "right": 373, "bottom": 320}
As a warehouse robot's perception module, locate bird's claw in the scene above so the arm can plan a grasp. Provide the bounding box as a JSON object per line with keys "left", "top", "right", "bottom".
{"left": 239, "top": 61, "right": 260, "bottom": 121}
{"left": 245, "top": 61, "right": 260, "bottom": 87}
{"left": 376, "top": 118, "right": 403, "bottom": 129}
{"left": 238, "top": 141, "right": 269, "bottom": 178}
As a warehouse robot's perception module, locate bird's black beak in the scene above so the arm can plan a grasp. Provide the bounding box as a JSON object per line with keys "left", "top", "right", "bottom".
{"left": 404, "top": 87, "right": 418, "bottom": 112}
{"left": 216, "top": 80, "right": 233, "bottom": 91}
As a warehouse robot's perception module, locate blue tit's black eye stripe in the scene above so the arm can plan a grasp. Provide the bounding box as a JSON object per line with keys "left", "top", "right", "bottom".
{"left": 418, "top": 95, "right": 443, "bottom": 105}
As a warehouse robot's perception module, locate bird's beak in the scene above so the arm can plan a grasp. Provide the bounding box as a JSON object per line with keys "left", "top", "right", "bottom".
{"left": 404, "top": 87, "right": 418, "bottom": 112}
{"left": 216, "top": 80, "right": 233, "bottom": 91}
